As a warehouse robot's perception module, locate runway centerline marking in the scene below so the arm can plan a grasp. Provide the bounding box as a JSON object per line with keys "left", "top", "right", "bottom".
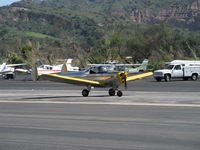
{"left": 0, "top": 100, "right": 200, "bottom": 107}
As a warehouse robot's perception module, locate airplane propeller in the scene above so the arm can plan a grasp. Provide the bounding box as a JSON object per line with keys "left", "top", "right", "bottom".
{"left": 117, "top": 72, "right": 128, "bottom": 90}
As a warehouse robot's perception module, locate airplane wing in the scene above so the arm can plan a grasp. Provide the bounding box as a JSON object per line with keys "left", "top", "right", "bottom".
{"left": 88, "top": 64, "right": 140, "bottom": 66}
{"left": 42, "top": 72, "right": 152, "bottom": 86}
{"left": 88, "top": 64, "right": 113, "bottom": 67}
{"left": 115, "top": 64, "right": 141, "bottom": 66}
{"left": 126, "top": 72, "right": 153, "bottom": 81}
{"left": 7, "top": 64, "right": 26, "bottom": 67}
{"left": 40, "top": 74, "right": 101, "bottom": 86}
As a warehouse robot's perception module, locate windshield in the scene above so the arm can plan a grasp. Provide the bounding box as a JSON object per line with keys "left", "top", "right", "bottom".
{"left": 164, "top": 65, "right": 174, "bottom": 70}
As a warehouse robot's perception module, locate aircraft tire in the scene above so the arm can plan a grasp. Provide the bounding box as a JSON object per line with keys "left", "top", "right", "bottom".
{"left": 82, "top": 89, "right": 89, "bottom": 97}
{"left": 4, "top": 75, "right": 8, "bottom": 80}
{"left": 117, "top": 90, "right": 123, "bottom": 97}
{"left": 108, "top": 89, "right": 115, "bottom": 96}
{"left": 10, "top": 74, "right": 15, "bottom": 79}
{"left": 5, "top": 74, "right": 14, "bottom": 80}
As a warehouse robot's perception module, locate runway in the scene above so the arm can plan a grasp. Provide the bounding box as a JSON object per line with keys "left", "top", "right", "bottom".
{"left": 0, "top": 77, "right": 200, "bottom": 150}
{"left": 0, "top": 103, "right": 200, "bottom": 150}
{"left": 0, "top": 90, "right": 200, "bottom": 106}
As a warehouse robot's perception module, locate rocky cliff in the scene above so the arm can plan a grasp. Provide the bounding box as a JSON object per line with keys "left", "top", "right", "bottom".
{"left": 118, "top": 0, "right": 200, "bottom": 29}
{"left": 155, "top": 1, "right": 200, "bottom": 23}
{"left": 129, "top": 9, "right": 151, "bottom": 23}
{"left": 190, "top": 0, "right": 200, "bottom": 10}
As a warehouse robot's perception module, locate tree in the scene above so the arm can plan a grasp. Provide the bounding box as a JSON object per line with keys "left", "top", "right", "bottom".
{"left": 104, "top": 32, "right": 125, "bottom": 62}
{"left": 21, "top": 45, "right": 32, "bottom": 60}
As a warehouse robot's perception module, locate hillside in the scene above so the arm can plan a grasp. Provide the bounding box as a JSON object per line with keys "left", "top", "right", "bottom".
{"left": 16, "top": 0, "right": 200, "bottom": 30}
{"left": 39, "top": 0, "right": 200, "bottom": 30}
{"left": 0, "top": 0, "right": 200, "bottom": 67}
{"left": 0, "top": 1, "right": 105, "bottom": 66}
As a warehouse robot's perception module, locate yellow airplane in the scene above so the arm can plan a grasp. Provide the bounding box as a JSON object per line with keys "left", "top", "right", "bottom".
{"left": 34, "top": 65, "right": 153, "bottom": 97}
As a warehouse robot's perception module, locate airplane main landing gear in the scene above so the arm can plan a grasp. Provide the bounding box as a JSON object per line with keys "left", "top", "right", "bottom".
{"left": 82, "top": 87, "right": 123, "bottom": 97}
{"left": 117, "top": 90, "right": 123, "bottom": 97}
{"left": 108, "top": 88, "right": 123, "bottom": 97}
{"left": 108, "top": 88, "right": 115, "bottom": 96}
{"left": 4, "top": 74, "right": 15, "bottom": 80}
{"left": 82, "top": 89, "right": 90, "bottom": 97}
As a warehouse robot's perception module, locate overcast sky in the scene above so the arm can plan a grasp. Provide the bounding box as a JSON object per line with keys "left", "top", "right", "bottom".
{"left": 0, "top": 0, "right": 21, "bottom": 6}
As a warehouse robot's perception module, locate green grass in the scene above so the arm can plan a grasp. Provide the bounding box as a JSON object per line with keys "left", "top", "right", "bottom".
{"left": 25, "top": 32, "right": 54, "bottom": 39}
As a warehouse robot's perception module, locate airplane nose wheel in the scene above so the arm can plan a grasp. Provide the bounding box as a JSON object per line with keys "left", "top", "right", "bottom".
{"left": 108, "top": 88, "right": 116, "bottom": 96}
{"left": 82, "top": 89, "right": 90, "bottom": 97}
{"left": 117, "top": 90, "right": 123, "bottom": 97}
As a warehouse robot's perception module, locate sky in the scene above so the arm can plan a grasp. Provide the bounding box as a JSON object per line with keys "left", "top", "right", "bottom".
{"left": 0, "top": 0, "right": 21, "bottom": 6}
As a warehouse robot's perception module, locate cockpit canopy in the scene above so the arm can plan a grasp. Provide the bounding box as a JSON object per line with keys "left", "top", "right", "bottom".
{"left": 89, "top": 66, "right": 108, "bottom": 74}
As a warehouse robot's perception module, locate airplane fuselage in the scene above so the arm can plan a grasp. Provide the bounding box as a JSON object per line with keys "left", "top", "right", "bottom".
{"left": 37, "top": 65, "right": 63, "bottom": 75}
{"left": 41, "top": 69, "right": 122, "bottom": 88}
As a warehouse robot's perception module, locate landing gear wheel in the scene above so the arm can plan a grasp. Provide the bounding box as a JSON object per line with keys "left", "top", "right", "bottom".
{"left": 82, "top": 89, "right": 89, "bottom": 97}
{"left": 164, "top": 74, "right": 171, "bottom": 82}
{"left": 191, "top": 74, "right": 198, "bottom": 81}
{"left": 108, "top": 88, "right": 115, "bottom": 96}
{"left": 117, "top": 90, "right": 123, "bottom": 97}
{"left": 4, "top": 74, "right": 15, "bottom": 80}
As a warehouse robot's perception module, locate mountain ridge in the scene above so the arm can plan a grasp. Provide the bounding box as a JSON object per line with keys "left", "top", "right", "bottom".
{"left": 21, "top": 0, "right": 200, "bottom": 30}
{"left": 0, "top": 0, "right": 200, "bottom": 65}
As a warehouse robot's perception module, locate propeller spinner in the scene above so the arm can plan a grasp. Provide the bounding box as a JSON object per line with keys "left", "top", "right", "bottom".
{"left": 117, "top": 72, "right": 128, "bottom": 89}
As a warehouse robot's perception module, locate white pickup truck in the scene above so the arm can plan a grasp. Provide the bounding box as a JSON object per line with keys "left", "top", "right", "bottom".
{"left": 153, "top": 60, "right": 200, "bottom": 82}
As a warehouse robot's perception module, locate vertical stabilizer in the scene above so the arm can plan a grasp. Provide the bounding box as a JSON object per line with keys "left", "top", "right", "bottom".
{"left": 65, "top": 58, "right": 79, "bottom": 71}
{"left": 138, "top": 59, "right": 149, "bottom": 71}
{"left": 0, "top": 63, "right": 6, "bottom": 72}
{"left": 35, "top": 59, "right": 43, "bottom": 67}
{"left": 142, "top": 59, "right": 149, "bottom": 65}
{"left": 66, "top": 58, "right": 73, "bottom": 64}
{"left": 65, "top": 58, "right": 73, "bottom": 70}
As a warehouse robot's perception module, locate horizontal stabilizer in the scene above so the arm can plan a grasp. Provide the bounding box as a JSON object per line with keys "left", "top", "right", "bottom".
{"left": 15, "top": 68, "right": 30, "bottom": 73}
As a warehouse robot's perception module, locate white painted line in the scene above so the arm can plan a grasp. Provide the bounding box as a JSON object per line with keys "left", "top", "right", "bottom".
{"left": 0, "top": 100, "right": 200, "bottom": 107}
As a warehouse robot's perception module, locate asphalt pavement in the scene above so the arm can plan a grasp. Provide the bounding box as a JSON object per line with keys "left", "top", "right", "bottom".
{"left": 0, "top": 103, "right": 200, "bottom": 150}
{"left": 0, "top": 76, "right": 200, "bottom": 150}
